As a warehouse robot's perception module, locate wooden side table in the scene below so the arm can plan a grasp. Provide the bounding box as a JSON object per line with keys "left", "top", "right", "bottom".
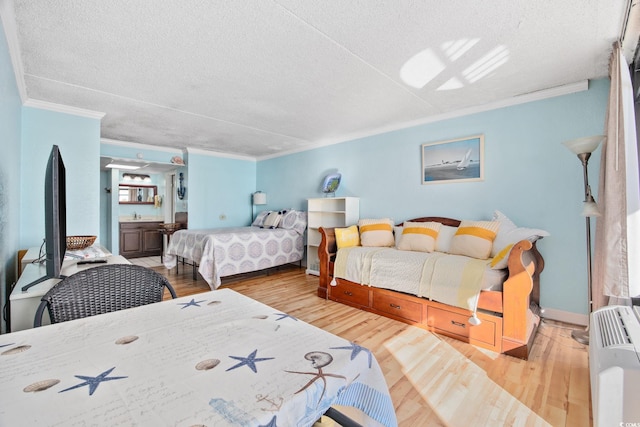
{"left": 158, "top": 223, "right": 183, "bottom": 264}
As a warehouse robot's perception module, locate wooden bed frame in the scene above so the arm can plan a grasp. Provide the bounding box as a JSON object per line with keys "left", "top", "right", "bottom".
{"left": 317, "top": 217, "right": 545, "bottom": 359}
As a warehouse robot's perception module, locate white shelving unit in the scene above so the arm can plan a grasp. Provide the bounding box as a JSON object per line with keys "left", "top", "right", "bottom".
{"left": 306, "top": 197, "right": 359, "bottom": 275}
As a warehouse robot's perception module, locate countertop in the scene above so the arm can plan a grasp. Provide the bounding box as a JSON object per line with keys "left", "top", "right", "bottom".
{"left": 119, "top": 216, "right": 164, "bottom": 223}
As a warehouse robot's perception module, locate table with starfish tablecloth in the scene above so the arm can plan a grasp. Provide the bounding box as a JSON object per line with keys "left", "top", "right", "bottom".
{"left": 0, "top": 288, "right": 397, "bottom": 426}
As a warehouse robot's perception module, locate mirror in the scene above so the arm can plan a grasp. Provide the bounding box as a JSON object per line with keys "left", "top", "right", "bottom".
{"left": 119, "top": 184, "right": 157, "bottom": 204}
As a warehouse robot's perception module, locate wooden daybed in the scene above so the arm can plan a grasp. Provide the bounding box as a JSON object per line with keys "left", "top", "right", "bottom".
{"left": 317, "top": 217, "right": 545, "bottom": 359}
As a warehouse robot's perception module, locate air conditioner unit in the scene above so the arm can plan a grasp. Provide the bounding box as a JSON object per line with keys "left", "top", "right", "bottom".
{"left": 589, "top": 305, "right": 640, "bottom": 426}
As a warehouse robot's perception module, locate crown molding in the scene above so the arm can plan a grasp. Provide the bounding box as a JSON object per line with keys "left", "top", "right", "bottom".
{"left": 186, "top": 147, "right": 256, "bottom": 162}
{"left": 257, "top": 80, "right": 590, "bottom": 161}
{"left": 24, "top": 98, "right": 105, "bottom": 119}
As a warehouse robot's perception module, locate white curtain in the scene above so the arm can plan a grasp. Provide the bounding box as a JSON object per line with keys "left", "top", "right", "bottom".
{"left": 592, "top": 41, "right": 640, "bottom": 310}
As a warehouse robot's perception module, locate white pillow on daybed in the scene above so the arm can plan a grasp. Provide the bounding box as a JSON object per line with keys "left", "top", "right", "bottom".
{"left": 489, "top": 210, "right": 549, "bottom": 269}
{"left": 435, "top": 225, "right": 458, "bottom": 253}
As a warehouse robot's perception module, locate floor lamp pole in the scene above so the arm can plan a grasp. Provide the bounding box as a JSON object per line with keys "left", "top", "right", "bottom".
{"left": 572, "top": 152, "right": 593, "bottom": 345}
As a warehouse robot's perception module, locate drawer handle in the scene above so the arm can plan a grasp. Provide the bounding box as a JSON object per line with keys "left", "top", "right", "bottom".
{"left": 390, "top": 303, "right": 401, "bottom": 309}
{"left": 451, "top": 320, "right": 466, "bottom": 328}
{"left": 344, "top": 291, "right": 353, "bottom": 296}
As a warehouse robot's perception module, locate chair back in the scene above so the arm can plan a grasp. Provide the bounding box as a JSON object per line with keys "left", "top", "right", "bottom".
{"left": 34, "top": 264, "right": 177, "bottom": 327}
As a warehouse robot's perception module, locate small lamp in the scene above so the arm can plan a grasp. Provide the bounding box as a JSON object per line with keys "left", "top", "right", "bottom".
{"left": 581, "top": 186, "right": 601, "bottom": 217}
{"left": 562, "top": 135, "right": 605, "bottom": 345}
{"left": 253, "top": 191, "right": 267, "bottom": 206}
{"left": 252, "top": 191, "right": 267, "bottom": 222}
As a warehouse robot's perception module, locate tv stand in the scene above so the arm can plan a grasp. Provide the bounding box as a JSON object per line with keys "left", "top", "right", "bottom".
{"left": 21, "top": 274, "right": 66, "bottom": 293}
{"left": 10, "top": 254, "right": 129, "bottom": 332}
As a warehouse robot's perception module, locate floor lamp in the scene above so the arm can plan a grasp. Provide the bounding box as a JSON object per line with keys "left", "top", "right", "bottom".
{"left": 562, "top": 135, "right": 604, "bottom": 345}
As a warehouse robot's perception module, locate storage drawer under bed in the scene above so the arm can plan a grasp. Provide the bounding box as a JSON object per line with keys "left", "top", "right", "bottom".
{"left": 372, "top": 292, "right": 422, "bottom": 323}
{"left": 426, "top": 306, "right": 497, "bottom": 347}
{"left": 330, "top": 280, "right": 369, "bottom": 308}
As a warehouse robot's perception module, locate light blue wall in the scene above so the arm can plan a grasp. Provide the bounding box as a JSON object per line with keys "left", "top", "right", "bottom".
{"left": 257, "top": 79, "right": 610, "bottom": 316}
{"left": 0, "top": 18, "right": 23, "bottom": 333}
{"left": 187, "top": 153, "right": 256, "bottom": 229}
{"left": 20, "top": 107, "right": 101, "bottom": 247}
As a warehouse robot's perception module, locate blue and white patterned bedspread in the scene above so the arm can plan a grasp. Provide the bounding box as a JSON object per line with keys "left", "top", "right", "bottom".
{"left": 164, "top": 227, "right": 305, "bottom": 289}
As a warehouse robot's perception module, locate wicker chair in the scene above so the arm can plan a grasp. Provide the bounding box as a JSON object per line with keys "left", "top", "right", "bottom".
{"left": 34, "top": 264, "right": 177, "bottom": 327}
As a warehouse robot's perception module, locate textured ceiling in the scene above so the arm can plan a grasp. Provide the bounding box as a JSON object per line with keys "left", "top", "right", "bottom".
{"left": 3, "top": 0, "right": 632, "bottom": 159}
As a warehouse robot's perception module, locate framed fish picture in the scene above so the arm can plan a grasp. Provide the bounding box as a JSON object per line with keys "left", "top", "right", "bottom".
{"left": 421, "top": 134, "right": 484, "bottom": 184}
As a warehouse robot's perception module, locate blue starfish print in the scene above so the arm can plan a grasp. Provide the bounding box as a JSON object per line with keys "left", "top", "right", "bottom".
{"left": 274, "top": 312, "right": 298, "bottom": 321}
{"left": 330, "top": 342, "right": 373, "bottom": 368}
{"left": 177, "top": 298, "right": 206, "bottom": 309}
{"left": 59, "top": 367, "right": 127, "bottom": 396}
{"left": 258, "top": 415, "right": 277, "bottom": 427}
{"left": 226, "top": 349, "right": 274, "bottom": 373}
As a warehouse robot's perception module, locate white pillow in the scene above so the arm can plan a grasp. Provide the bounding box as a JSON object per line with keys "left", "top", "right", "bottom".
{"left": 449, "top": 220, "right": 500, "bottom": 260}
{"left": 278, "top": 210, "right": 307, "bottom": 234}
{"left": 358, "top": 218, "right": 395, "bottom": 247}
{"left": 397, "top": 221, "right": 441, "bottom": 253}
{"left": 252, "top": 210, "right": 270, "bottom": 227}
{"left": 435, "top": 225, "right": 458, "bottom": 253}
{"left": 261, "top": 211, "right": 282, "bottom": 229}
{"left": 394, "top": 226, "right": 403, "bottom": 247}
{"left": 491, "top": 210, "right": 549, "bottom": 258}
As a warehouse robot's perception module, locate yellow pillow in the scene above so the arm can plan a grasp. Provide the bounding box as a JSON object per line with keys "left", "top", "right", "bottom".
{"left": 358, "top": 218, "right": 395, "bottom": 247}
{"left": 335, "top": 225, "right": 360, "bottom": 249}
{"left": 490, "top": 243, "right": 514, "bottom": 269}
{"left": 449, "top": 220, "right": 499, "bottom": 259}
{"left": 397, "top": 221, "right": 441, "bottom": 252}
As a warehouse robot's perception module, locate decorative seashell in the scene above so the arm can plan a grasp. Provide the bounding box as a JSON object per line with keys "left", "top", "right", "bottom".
{"left": 2, "top": 345, "right": 31, "bottom": 356}
{"left": 304, "top": 351, "right": 333, "bottom": 368}
{"left": 23, "top": 379, "right": 60, "bottom": 393}
{"left": 195, "top": 359, "right": 220, "bottom": 371}
{"left": 252, "top": 314, "right": 268, "bottom": 320}
{"left": 207, "top": 300, "right": 221, "bottom": 305}
{"left": 115, "top": 335, "right": 139, "bottom": 345}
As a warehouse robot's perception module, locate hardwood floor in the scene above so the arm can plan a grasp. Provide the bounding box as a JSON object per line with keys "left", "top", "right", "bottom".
{"left": 152, "top": 262, "right": 591, "bottom": 427}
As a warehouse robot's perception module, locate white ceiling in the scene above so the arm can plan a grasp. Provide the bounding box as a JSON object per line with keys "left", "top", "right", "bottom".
{"left": 2, "top": 1, "right": 635, "bottom": 159}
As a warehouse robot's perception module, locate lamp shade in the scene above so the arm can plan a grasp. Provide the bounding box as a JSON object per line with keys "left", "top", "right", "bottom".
{"left": 562, "top": 135, "right": 605, "bottom": 155}
{"left": 581, "top": 199, "right": 601, "bottom": 217}
{"left": 253, "top": 192, "right": 267, "bottom": 205}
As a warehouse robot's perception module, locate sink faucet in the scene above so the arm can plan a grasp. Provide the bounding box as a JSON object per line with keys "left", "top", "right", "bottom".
{"left": 132, "top": 211, "right": 137, "bottom": 220}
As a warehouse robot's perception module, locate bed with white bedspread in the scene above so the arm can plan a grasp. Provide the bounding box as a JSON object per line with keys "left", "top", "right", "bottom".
{"left": 164, "top": 210, "right": 306, "bottom": 289}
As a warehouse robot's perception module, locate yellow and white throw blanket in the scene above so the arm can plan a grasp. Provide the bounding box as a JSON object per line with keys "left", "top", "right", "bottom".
{"left": 333, "top": 247, "right": 488, "bottom": 320}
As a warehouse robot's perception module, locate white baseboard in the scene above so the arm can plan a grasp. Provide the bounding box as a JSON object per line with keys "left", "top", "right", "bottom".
{"left": 540, "top": 307, "right": 588, "bottom": 326}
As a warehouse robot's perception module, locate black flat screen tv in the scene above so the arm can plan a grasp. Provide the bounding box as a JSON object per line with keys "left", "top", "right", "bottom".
{"left": 22, "top": 145, "right": 67, "bottom": 292}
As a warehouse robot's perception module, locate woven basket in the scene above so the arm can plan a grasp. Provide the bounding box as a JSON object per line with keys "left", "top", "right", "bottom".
{"left": 161, "top": 223, "right": 182, "bottom": 231}
{"left": 66, "top": 235, "right": 97, "bottom": 250}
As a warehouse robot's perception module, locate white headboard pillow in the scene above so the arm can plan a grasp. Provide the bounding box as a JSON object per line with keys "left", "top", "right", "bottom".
{"left": 435, "top": 225, "right": 458, "bottom": 253}
{"left": 489, "top": 210, "right": 549, "bottom": 269}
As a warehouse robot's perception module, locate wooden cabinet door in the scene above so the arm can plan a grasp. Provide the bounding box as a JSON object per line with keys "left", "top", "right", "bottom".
{"left": 142, "top": 229, "right": 162, "bottom": 254}
{"left": 120, "top": 229, "right": 142, "bottom": 257}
